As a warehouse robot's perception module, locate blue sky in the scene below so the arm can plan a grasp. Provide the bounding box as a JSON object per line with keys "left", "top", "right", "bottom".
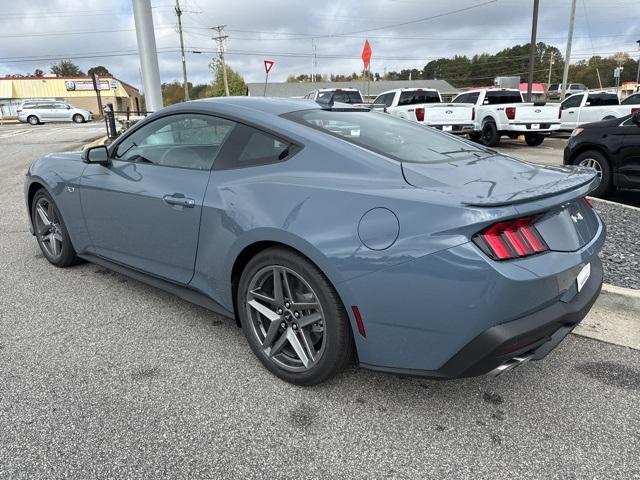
{"left": 1, "top": 0, "right": 638, "bottom": 90}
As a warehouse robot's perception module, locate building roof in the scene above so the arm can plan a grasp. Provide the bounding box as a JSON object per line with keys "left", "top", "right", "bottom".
{"left": 247, "top": 79, "right": 461, "bottom": 98}
{"left": 518, "top": 82, "right": 545, "bottom": 94}
{"left": 0, "top": 76, "right": 139, "bottom": 99}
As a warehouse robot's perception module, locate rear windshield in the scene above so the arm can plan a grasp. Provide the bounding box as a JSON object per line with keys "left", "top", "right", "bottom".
{"left": 587, "top": 94, "right": 619, "bottom": 106}
{"left": 318, "top": 90, "right": 363, "bottom": 104}
{"left": 549, "top": 84, "right": 559, "bottom": 91}
{"left": 484, "top": 91, "right": 523, "bottom": 104}
{"left": 398, "top": 90, "right": 440, "bottom": 105}
{"left": 283, "top": 109, "right": 487, "bottom": 164}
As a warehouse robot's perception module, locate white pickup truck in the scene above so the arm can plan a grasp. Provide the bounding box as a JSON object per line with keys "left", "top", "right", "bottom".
{"left": 302, "top": 88, "right": 368, "bottom": 107}
{"left": 453, "top": 88, "right": 561, "bottom": 146}
{"left": 372, "top": 88, "right": 475, "bottom": 134}
{"left": 559, "top": 91, "right": 637, "bottom": 131}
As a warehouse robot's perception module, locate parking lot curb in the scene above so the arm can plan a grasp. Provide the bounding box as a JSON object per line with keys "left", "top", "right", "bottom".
{"left": 573, "top": 283, "right": 640, "bottom": 351}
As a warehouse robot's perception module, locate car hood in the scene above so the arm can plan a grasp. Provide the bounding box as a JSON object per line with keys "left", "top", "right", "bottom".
{"left": 401, "top": 154, "right": 598, "bottom": 206}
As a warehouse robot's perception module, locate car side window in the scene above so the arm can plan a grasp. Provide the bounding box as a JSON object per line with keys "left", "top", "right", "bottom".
{"left": 562, "top": 94, "right": 582, "bottom": 109}
{"left": 622, "top": 94, "right": 640, "bottom": 105}
{"left": 114, "top": 113, "right": 236, "bottom": 170}
{"left": 214, "top": 124, "right": 296, "bottom": 170}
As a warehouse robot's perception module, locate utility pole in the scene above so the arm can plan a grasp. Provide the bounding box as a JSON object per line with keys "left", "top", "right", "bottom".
{"left": 636, "top": 40, "right": 640, "bottom": 92}
{"left": 547, "top": 51, "right": 555, "bottom": 87}
{"left": 212, "top": 25, "right": 229, "bottom": 96}
{"left": 132, "top": 0, "right": 163, "bottom": 112}
{"left": 561, "top": 0, "right": 577, "bottom": 101}
{"left": 175, "top": 0, "right": 189, "bottom": 101}
{"left": 526, "top": 0, "right": 540, "bottom": 102}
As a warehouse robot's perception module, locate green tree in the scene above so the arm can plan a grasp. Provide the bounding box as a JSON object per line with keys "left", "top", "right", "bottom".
{"left": 50, "top": 60, "right": 84, "bottom": 77}
{"left": 33, "top": 69, "right": 44, "bottom": 77}
{"left": 210, "top": 61, "right": 247, "bottom": 96}
{"left": 88, "top": 65, "right": 110, "bottom": 77}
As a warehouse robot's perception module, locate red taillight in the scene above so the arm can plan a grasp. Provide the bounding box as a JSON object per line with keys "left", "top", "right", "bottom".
{"left": 17, "top": 109, "right": 22, "bottom": 113}
{"left": 582, "top": 196, "right": 593, "bottom": 208}
{"left": 505, "top": 107, "right": 516, "bottom": 120}
{"left": 473, "top": 215, "right": 549, "bottom": 261}
{"left": 415, "top": 107, "right": 425, "bottom": 122}
{"left": 632, "top": 107, "right": 640, "bottom": 114}
{"left": 351, "top": 306, "right": 366, "bottom": 338}
{"left": 471, "top": 107, "right": 475, "bottom": 121}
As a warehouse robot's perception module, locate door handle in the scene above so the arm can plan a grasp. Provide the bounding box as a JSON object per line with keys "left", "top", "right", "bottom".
{"left": 163, "top": 193, "right": 195, "bottom": 208}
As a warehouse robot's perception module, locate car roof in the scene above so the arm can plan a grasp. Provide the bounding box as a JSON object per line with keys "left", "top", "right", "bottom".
{"left": 191, "top": 96, "right": 336, "bottom": 116}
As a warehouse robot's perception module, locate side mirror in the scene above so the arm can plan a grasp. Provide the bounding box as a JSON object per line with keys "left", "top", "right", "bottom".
{"left": 66, "top": 105, "right": 71, "bottom": 110}
{"left": 82, "top": 145, "right": 110, "bottom": 166}
{"left": 483, "top": 100, "right": 489, "bottom": 105}
{"left": 632, "top": 111, "right": 640, "bottom": 126}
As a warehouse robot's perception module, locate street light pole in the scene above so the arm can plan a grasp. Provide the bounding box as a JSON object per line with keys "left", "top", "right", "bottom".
{"left": 561, "top": 0, "right": 577, "bottom": 101}
{"left": 132, "top": 0, "right": 163, "bottom": 112}
{"left": 526, "top": 0, "right": 540, "bottom": 103}
{"left": 547, "top": 52, "right": 555, "bottom": 87}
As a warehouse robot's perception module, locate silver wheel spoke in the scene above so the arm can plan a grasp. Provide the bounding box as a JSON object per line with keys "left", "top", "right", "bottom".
{"left": 262, "top": 320, "right": 281, "bottom": 348}
{"left": 272, "top": 267, "right": 284, "bottom": 304}
{"left": 48, "top": 233, "right": 58, "bottom": 255}
{"left": 297, "top": 311, "right": 322, "bottom": 328}
{"left": 268, "top": 330, "right": 289, "bottom": 357}
{"left": 248, "top": 289, "right": 276, "bottom": 305}
{"left": 248, "top": 299, "right": 280, "bottom": 322}
{"left": 36, "top": 205, "right": 51, "bottom": 227}
{"left": 287, "top": 329, "right": 310, "bottom": 368}
{"left": 299, "top": 329, "right": 317, "bottom": 364}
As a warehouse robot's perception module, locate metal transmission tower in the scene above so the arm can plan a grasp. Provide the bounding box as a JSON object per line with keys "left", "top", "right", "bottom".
{"left": 175, "top": 0, "right": 189, "bottom": 101}
{"left": 212, "top": 25, "right": 230, "bottom": 96}
{"left": 132, "top": 0, "right": 163, "bottom": 112}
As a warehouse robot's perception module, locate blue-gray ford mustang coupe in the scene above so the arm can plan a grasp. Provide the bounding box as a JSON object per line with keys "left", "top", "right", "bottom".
{"left": 25, "top": 97, "right": 605, "bottom": 385}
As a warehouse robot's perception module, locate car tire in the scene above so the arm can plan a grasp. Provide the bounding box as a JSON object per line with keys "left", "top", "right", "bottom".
{"left": 524, "top": 133, "right": 545, "bottom": 146}
{"left": 481, "top": 122, "right": 500, "bottom": 147}
{"left": 237, "top": 247, "right": 354, "bottom": 386}
{"left": 27, "top": 115, "right": 39, "bottom": 126}
{"left": 573, "top": 150, "right": 612, "bottom": 198}
{"left": 31, "top": 189, "right": 79, "bottom": 267}
{"left": 72, "top": 114, "right": 85, "bottom": 124}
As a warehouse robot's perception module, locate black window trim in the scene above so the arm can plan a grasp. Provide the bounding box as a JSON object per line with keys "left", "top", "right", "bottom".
{"left": 107, "top": 108, "right": 305, "bottom": 172}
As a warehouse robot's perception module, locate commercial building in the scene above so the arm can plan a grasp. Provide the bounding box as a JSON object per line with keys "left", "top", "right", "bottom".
{"left": 0, "top": 75, "right": 142, "bottom": 117}
{"left": 247, "top": 79, "right": 462, "bottom": 102}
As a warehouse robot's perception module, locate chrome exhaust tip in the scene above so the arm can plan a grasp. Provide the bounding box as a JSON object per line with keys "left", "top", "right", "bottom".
{"left": 488, "top": 354, "right": 534, "bottom": 377}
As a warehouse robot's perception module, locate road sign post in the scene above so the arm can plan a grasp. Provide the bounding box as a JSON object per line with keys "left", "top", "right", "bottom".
{"left": 263, "top": 60, "right": 274, "bottom": 96}
{"left": 361, "top": 40, "right": 372, "bottom": 98}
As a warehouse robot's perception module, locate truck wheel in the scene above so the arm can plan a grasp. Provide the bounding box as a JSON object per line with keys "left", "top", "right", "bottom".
{"left": 481, "top": 122, "right": 500, "bottom": 147}
{"left": 574, "top": 150, "right": 612, "bottom": 198}
{"left": 525, "top": 133, "right": 545, "bottom": 146}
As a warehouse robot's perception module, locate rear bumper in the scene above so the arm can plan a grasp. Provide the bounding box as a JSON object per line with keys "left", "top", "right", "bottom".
{"left": 428, "top": 123, "right": 475, "bottom": 134}
{"left": 507, "top": 122, "right": 561, "bottom": 133}
{"left": 361, "top": 255, "right": 603, "bottom": 379}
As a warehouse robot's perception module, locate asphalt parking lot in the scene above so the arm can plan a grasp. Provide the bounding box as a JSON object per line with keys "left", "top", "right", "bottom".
{"left": 1, "top": 123, "right": 640, "bottom": 479}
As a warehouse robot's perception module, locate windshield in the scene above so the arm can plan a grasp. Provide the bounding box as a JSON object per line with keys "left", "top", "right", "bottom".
{"left": 283, "top": 109, "right": 488, "bottom": 164}
{"left": 318, "top": 90, "right": 363, "bottom": 104}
